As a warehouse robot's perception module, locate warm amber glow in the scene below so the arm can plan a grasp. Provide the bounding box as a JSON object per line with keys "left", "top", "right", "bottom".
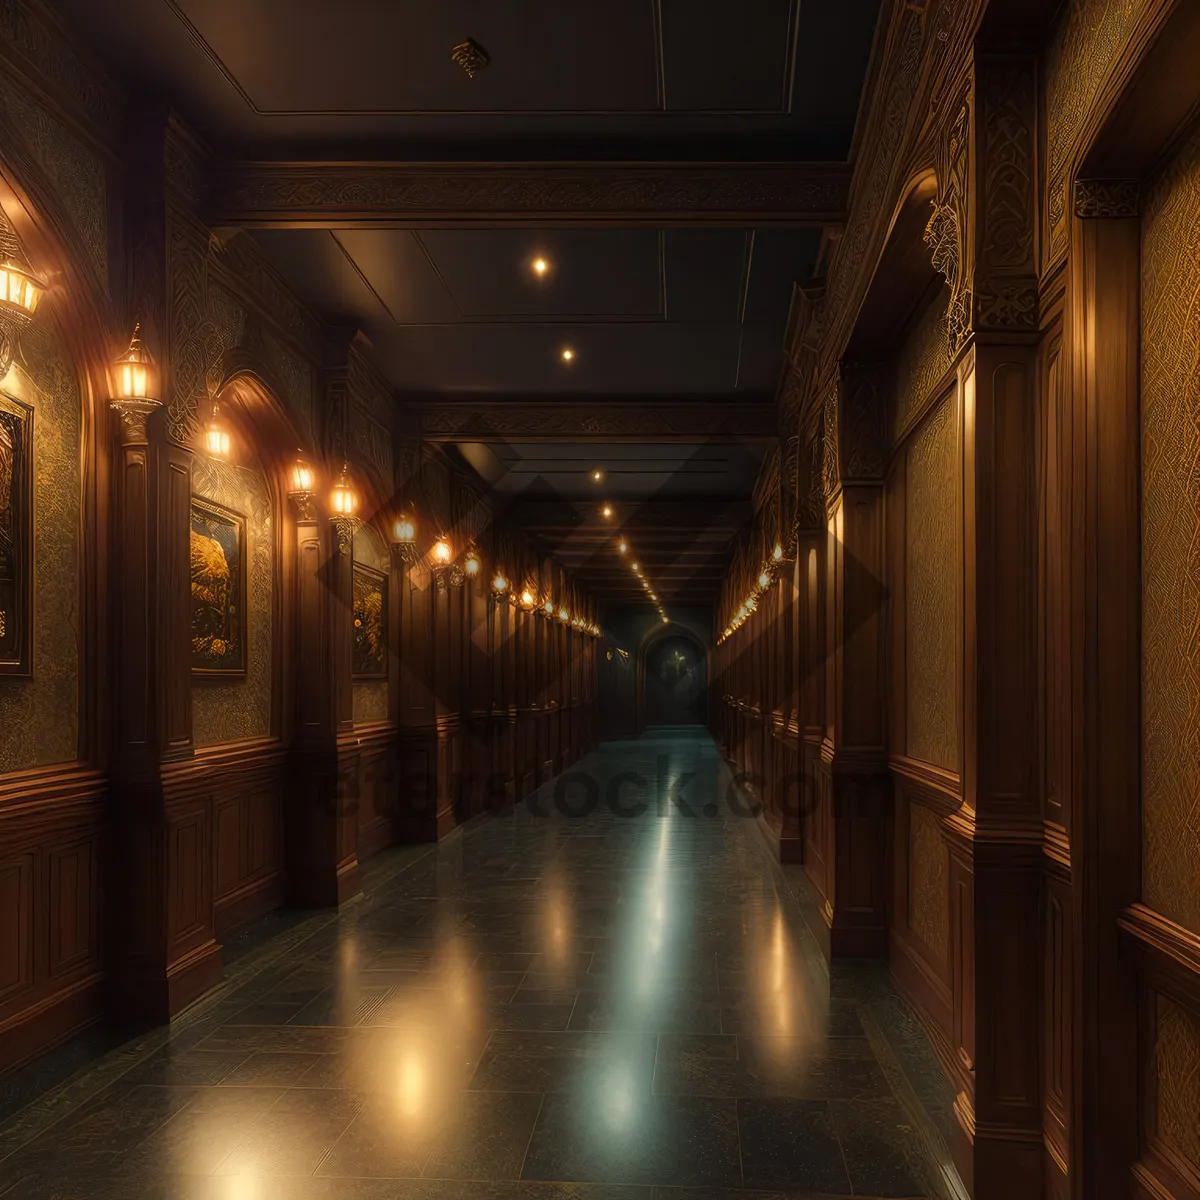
{"left": 617, "top": 540, "right": 627, "bottom": 553}
{"left": 772, "top": 542, "right": 784, "bottom": 562}
{"left": 290, "top": 458, "right": 315, "bottom": 496}
{"left": 463, "top": 549, "right": 481, "bottom": 576}
{"left": 330, "top": 462, "right": 357, "bottom": 515}
{"left": 561, "top": 347, "right": 575, "bottom": 362}
{"left": 392, "top": 512, "right": 416, "bottom": 544}
{"left": 601, "top": 504, "right": 613, "bottom": 519}
{"left": 558, "top": 607, "right": 569, "bottom": 623}
{"left": 592, "top": 469, "right": 603, "bottom": 482}
{"left": 205, "top": 404, "right": 231, "bottom": 459}
{"left": 112, "top": 322, "right": 158, "bottom": 402}
{"left": 492, "top": 573, "right": 509, "bottom": 594}
{"left": 532, "top": 257, "right": 549, "bottom": 277}
{"left": 0, "top": 263, "right": 43, "bottom": 316}
{"left": 520, "top": 588, "right": 535, "bottom": 608}
{"left": 431, "top": 539, "right": 453, "bottom": 565}
{"left": 542, "top": 599, "right": 554, "bottom": 616}
{"left": 758, "top": 570, "right": 771, "bottom": 589}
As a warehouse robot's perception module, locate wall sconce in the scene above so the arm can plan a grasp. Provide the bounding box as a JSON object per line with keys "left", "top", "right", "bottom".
{"left": 391, "top": 509, "right": 420, "bottom": 568}
{"left": 541, "top": 599, "right": 554, "bottom": 618}
{"left": 520, "top": 587, "right": 536, "bottom": 610}
{"left": 463, "top": 545, "right": 482, "bottom": 580}
{"left": 558, "top": 606, "right": 570, "bottom": 624}
{"left": 758, "top": 569, "right": 772, "bottom": 590}
{"left": 0, "top": 223, "right": 45, "bottom": 380}
{"left": 492, "top": 572, "right": 510, "bottom": 599}
{"left": 109, "top": 322, "right": 161, "bottom": 440}
{"left": 772, "top": 542, "right": 784, "bottom": 563}
{"left": 329, "top": 461, "right": 359, "bottom": 553}
{"left": 204, "top": 400, "right": 231, "bottom": 459}
{"left": 288, "top": 452, "right": 317, "bottom": 520}
{"left": 430, "top": 537, "right": 462, "bottom": 590}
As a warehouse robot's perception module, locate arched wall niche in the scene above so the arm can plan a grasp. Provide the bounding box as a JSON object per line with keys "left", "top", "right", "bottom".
{"left": 189, "top": 365, "right": 304, "bottom": 749}
{"left": 636, "top": 620, "right": 710, "bottom": 732}
{"left": 0, "top": 161, "right": 113, "bottom": 774}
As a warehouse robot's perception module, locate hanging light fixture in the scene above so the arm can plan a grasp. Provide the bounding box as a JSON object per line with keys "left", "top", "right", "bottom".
{"left": 204, "top": 400, "right": 231, "bottom": 459}
{"left": 492, "top": 571, "right": 510, "bottom": 596}
{"left": 328, "top": 461, "right": 359, "bottom": 552}
{"left": 463, "top": 545, "right": 482, "bottom": 578}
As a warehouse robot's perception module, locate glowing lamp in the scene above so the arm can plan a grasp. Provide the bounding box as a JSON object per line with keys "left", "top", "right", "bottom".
{"left": 542, "top": 599, "right": 554, "bottom": 616}
{"left": 463, "top": 548, "right": 481, "bottom": 577}
{"left": 0, "top": 261, "right": 43, "bottom": 317}
{"left": 773, "top": 542, "right": 784, "bottom": 562}
{"left": 431, "top": 539, "right": 453, "bottom": 565}
{"left": 112, "top": 322, "right": 157, "bottom": 403}
{"left": 558, "top": 607, "right": 570, "bottom": 623}
{"left": 205, "top": 402, "right": 231, "bottom": 459}
{"left": 758, "top": 570, "right": 772, "bottom": 589}
{"left": 290, "top": 457, "right": 315, "bottom": 497}
{"left": 393, "top": 512, "right": 417, "bottom": 544}
{"left": 520, "top": 588, "right": 535, "bottom": 609}
{"left": 492, "top": 573, "right": 509, "bottom": 594}
{"left": 330, "top": 462, "right": 357, "bottom": 516}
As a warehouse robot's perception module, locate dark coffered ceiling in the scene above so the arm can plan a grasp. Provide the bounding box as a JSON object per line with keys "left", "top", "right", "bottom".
{"left": 56, "top": 0, "right": 884, "bottom": 605}
{"left": 57, "top": 0, "right": 882, "bottom": 156}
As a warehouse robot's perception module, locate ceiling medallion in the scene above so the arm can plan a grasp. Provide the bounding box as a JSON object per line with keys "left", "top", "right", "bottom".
{"left": 451, "top": 38, "right": 490, "bottom": 78}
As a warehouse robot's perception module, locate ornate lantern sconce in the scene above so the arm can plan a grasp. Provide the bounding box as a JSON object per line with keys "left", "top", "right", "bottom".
{"left": 491, "top": 570, "right": 510, "bottom": 602}
{"left": 462, "top": 544, "right": 482, "bottom": 582}
{"left": 519, "top": 586, "right": 536, "bottom": 612}
{"left": 329, "top": 460, "right": 359, "bottom": 553}
{"left": 287, "top": 452, "right": 317, "bottom": 520}
{"left": 391, "top": 508, "right": 420, "bottom": 569}
{"left": 205, "top": 399, "right": 231, "bottom": 459}
{"left": 109, "top": 322, "right": 161, "bottom": 440}
{"left": 430, "top": 536, "right": 461, "bottom": 590}
{"left": 0, "top": 224, "right": 46, "bottom": 381}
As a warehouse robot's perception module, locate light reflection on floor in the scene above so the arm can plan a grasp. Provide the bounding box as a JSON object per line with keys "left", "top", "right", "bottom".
{"left": 0, "top": 731, "right": 942, "bottom": 1199}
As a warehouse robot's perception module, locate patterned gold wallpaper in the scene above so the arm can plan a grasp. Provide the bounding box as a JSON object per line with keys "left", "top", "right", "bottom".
{"left": 1140, "top": 123, "right": 1200, "bottom": 936}
{"left": 191, "top": 455, "right": 274, "bottom": 747}
{"left": 908, "top": 802, "right": 949, "bottom": 959}
{"left": 0, "top": 316, "right": 80, "bottom": 768}
{"left": 893, "top": 285, "right": 952, "bottom": 441}
{"left": 352, "top": 524, "right": 389, "bottom": 724}
{"left": 905, "top": 392, "right": 959, "bottom": 771}
{"left": 1156, "top": 994, "right": 1200, "bottom": 1171}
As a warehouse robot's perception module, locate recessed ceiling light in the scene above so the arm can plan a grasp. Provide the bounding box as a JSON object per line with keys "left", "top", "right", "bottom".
{"left": 631, "top": 562, "right": 639, "bottom": 572}
{"left": 561, "top": 347, "right": 575, "bottom": 363}
{"left": 532, "top": 256, "right": 549, "bottom": 276}
{"left": 601, "top": 504, "right": 613, "bottom": 518}
{"left": 592, "top": 469, "right": 603, "bottom": 482}
{"left": 617, "top": 541, "right": 627, "bottom": 553}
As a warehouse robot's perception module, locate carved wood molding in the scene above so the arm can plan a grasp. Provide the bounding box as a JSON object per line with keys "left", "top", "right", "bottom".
{"left": 1073, "top": 177, "right": 1141, "bottom": 218}
{"left": 925, "top": 92, "right": 973, "bottom": 356}
{"left": 417, "top": 399, "right": 777, "bottom": 440}
{"left": 208, "top": 161, "right": 853, "bottom": 227}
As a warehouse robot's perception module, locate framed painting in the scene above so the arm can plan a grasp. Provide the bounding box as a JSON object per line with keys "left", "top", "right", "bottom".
{"left": 352, "top": 563, "right": 387, "bottom": 678}
{"left": 190, "top": 496, "right": 246, "bottom": 675}
{"left": 0, "top": 394, "right": 32, "bottom": 676}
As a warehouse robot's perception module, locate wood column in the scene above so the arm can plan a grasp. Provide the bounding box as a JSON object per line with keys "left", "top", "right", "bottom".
{"left": 817, "top": 364, "right": 889, "bottom": 958}
{"left": 107, "top": 110, "right": 221, "bottom": 1023}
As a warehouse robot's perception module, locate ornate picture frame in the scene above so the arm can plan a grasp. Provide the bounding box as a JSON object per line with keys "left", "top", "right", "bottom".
{"left": 352, "top": 563, "right": 387, "bottom": 679}
{"left": 190, "top": 495, "right": 247, "bottom": 675}
{"left": 0, "top": 393, "right": 32, "bottom": 677}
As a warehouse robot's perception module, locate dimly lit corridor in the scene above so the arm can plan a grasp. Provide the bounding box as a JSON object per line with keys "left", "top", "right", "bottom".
{"left": 1, "top": 0, "right": 1198, "bottom": 1196}
{"left": 0, "top": 733, "right": 952, "bottom": 1197}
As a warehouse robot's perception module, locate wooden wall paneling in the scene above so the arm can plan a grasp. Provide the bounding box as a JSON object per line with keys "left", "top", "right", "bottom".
{"left": 0, "top": 772, "right": 106, "bottom": 1071}
{"left": 1069, "top": 207, "right": 1142, "bottom": 1200}
{"left": 396, "top": 563, "right": 439, "bottom": 841}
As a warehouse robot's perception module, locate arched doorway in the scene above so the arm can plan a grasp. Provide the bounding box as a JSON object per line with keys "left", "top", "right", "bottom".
{"left": 641, "top": 629, "right": 707, "bottom": 727}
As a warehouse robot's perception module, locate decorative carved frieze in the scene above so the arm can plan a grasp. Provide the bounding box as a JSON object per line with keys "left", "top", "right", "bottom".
{"left": 979, "top": 58, "right": 1037, "bottom": 273}
{"left": 798, "top": 432, "right": 826, "bottom": 531}
{"left": 925, "top": 95, "right": 973, "bottom": 356}
{"left": 973, "top": 278, "right": 1039, "bottom": 330}
{"left": 821, "top": 382, "right": 840, "bottom": 502}
{"left": 840, "top": 365, "right": 887, "bottom": 483}
{"left": 209, "top": 162, "right": 852, "bottom": 227}
{"left": 1073, "top": 178, "right": 1141, "bottom": 218}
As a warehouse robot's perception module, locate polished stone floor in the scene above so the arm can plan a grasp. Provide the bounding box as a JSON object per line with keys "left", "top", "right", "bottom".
{"left": 0, "top": 731, "right": 963, "bottom": 1199}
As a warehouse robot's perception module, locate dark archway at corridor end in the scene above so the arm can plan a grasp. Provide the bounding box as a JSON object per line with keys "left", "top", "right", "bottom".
{"left": 642, "top": 630, "right": 708, "bottom": 727}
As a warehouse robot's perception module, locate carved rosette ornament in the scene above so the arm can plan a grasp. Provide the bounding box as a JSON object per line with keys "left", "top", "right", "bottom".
{"left": 1073, "top": 178, "right": 1140, "bottom": 218}
{"left": 925, "top": 98, "right": 973, "bottom": 355}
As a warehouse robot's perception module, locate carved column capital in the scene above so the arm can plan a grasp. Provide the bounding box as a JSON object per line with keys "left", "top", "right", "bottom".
{"left": 110, "top": 398, "right": 161, "bottom": 446}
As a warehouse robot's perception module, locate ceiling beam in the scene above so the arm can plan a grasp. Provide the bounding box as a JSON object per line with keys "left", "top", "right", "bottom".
{"left": 208, "top": 161, "right": 851, "bottom": 229}
{"left": 419, "top": 398, "right": 776, "bottom": 442}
